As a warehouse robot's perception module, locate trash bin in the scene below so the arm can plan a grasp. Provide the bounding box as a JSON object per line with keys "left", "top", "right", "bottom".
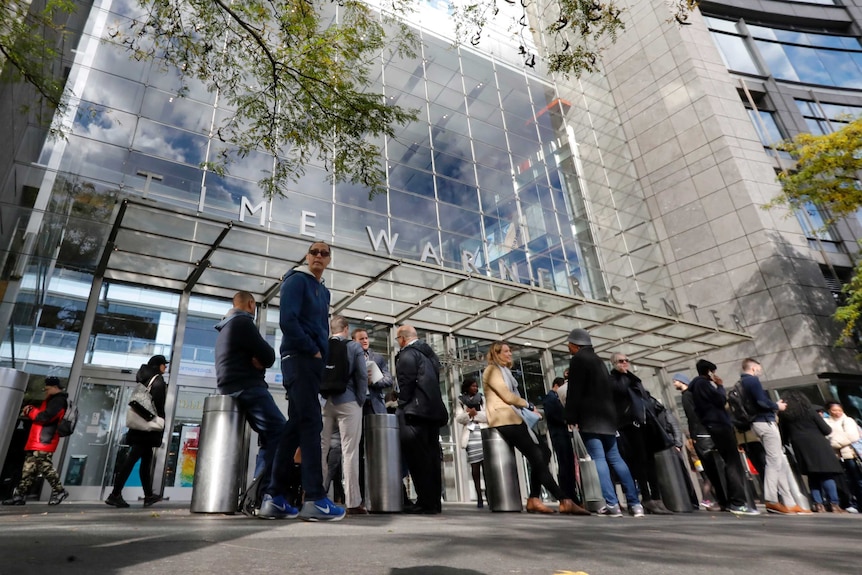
{"left": 364, "top": 413, "right": 402, "bottom": 513}
{"left": 0, "top": 368, "right": 28, "bottom": 470}
{"left": 190, "top": 395, "right": 246, "bottom": 514}
{"left": 481, "top": 427, "right": 522, "bottom": 512}
{"left": 654, "top": 447, "right": 693, "bottom": 512}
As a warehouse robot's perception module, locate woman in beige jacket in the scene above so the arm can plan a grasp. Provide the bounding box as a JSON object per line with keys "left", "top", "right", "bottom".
{"left": 483, "top": 341, "right": 588, "bottom": 515}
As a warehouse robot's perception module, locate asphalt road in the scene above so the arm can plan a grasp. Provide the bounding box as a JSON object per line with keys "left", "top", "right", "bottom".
{"left": 0, "top": 502, "right": 857, "bottom": 575}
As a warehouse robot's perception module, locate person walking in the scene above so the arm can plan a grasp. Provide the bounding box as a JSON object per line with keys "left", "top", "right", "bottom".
{"left": 483, "top": 341, "right": 588, "bottom": 516}
{"left": 105, "top": 355, "right": 168, "bottom": 508}
{"left": 2, "top": 377, "right": 70, "bottom": 506}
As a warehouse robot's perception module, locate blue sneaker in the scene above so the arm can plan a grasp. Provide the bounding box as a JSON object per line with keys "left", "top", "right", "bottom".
{"left": 299, "top": 497, "right": 346, "bottom": 522}
{"left": 258, "top": 494, "right": 298, "bottom": 519}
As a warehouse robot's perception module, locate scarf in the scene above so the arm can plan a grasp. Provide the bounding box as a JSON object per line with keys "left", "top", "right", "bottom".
{"left": 459, "top": 392, "right": 483, "bottom": 410}
{"left": 498, "top": 365, "right": 539, "bottom": 443}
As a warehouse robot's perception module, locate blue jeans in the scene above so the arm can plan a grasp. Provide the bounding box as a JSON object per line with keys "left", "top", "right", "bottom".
{"left": 809, "top": 472, "right": 839, "bottom": 506}
{"left": 581, "top": 432, "right": 640, "bottom": 507}
{"left": 272, "top": 354, "right": 327, "bottom": 501}
{"left": 227, "top": 386, "right": 286, "bottom": 496}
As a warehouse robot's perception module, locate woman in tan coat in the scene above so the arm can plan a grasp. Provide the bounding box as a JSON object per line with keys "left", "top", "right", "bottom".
{"left": 483, "top": 341, "right": 588, "bottom": 515}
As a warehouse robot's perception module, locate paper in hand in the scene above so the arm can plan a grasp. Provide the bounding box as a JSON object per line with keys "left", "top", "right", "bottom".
{"left": 367, "top": 359, "right": 384, "bottom": 384}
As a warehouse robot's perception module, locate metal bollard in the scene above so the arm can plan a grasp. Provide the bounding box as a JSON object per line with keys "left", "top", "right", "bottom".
{"left": 364, "top": 413, "right": 402, "bottom": 513}
{"left": 0, "top": 368, "right": 28, "bottom": 469}
{"left": 481, "top": 427, "right": 522, "bottom": 512}
{"left": 190, "top": 395, "right": 246, "bottom": 513}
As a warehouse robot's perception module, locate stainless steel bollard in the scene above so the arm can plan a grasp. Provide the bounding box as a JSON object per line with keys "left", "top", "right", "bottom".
{"left": 364, "top": 413, "right": 402, "bottom": 513}
{"left": 481, "top": 427, "right": 522, "bottom": 512}
{"left": 190, "top": 395, "right": 246, "bottom": 513}
{"left": 0, "top": 368, "right": 28, "bottom": 469}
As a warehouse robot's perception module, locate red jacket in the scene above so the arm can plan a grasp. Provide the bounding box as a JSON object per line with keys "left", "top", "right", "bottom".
{"left": 24, "top": 393, "right": 67, "bottom": 452}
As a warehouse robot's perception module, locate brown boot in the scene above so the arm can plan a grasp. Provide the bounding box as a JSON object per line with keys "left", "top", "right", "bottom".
{"left": 526, "top": 497, "right": 555, "bottom": 514}
{"left": 559, "top": 499, "right": 591, "bottom": 516}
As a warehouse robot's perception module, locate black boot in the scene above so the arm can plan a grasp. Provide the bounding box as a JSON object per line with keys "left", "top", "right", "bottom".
{"left": 2, "top": 491, "right": 25, "bottom": 506}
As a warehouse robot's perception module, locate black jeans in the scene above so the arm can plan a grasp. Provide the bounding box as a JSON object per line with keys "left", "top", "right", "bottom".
{"left": 496, "top": 423, "right": 563, "bottom": 500}
{"left": 112, "top": 444, "right": 154, "bottom": 497}
{"left": 706, "top": 424, "right": 747, "bottom": 508}
{"left": 549, "top": 428, "right": 577, "bottom": 501}
{"left": 619, "top": 424, "right": 661, "bottom": 501}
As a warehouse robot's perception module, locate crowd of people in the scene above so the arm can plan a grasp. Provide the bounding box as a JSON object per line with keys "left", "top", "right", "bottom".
{"left": 5, "top": 240, "right": 861, "bottom": 521}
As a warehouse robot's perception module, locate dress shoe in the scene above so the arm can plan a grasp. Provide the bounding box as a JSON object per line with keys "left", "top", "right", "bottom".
{"left": 765, "top": 501, "right": 793, "bottom": 515}
{"left": 643, "top": 500, "right": 672, "bottom": 515}
{"left": 828, "top": 504, "right": 849, "bottom": 514}
{"left": 789, "top": 505, "right": 812, "bottom": 515}
{"left": 811, "top": 503, "right": 826, "bottom": 513}
{"left": 347, "top": 505, "right": 368, "bottom": 515}
{"left": 559, "top": 499, "right": 591, "bottom": 516}
{"left": 652, "top": 500, "right": 674, "bottom": 514}
{"left": 526, "top": 497, "right": 555, "bottom": 514}
{"left": 402, "top": 503, "right": 437, "bottom": 514}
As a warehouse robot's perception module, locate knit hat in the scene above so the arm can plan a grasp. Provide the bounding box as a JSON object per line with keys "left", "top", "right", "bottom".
{"left": 147, "top": 354, "right": 170, "bottom": 367}
{"left": 567, "top": 328, "right": 592, "bottom": 346}
{"left": 672, "top": 373, "right": 690, "bottom": 385}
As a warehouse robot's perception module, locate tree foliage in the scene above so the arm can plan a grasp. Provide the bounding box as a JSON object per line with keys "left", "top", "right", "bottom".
{"left": 3, "top": 0, "right": 696, "bottom": 198}
{"left": 0, "top": 0, "right": 74, "bottom": 121}
{"left": 769, "top": 118, "right": 862, "bottom": 340}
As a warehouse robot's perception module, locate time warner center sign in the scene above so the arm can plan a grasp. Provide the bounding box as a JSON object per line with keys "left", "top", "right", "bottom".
{"left": 239, "top": 200, "right": 747, "bottom": 332}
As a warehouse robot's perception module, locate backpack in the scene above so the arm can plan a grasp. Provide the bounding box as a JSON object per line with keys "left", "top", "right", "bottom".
{"left": 320, "top": 337, "right": 349, "bottom": 398}
{"left": 726, "top": 381, "right": 756, "bottom": 432}
{"left": 58, "top": 398, "right": 78, "bottom": 437}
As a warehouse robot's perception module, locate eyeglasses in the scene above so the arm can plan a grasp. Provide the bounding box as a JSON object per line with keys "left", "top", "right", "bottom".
{"left": 308, "top": 249, "right": 330, "bottom": 257}
{"left": 616, "top": 358, "right": 630, "bottom": 364}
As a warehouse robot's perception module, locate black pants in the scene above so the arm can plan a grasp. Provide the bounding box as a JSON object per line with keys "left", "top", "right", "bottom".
{"left": 399, "top": 412, "right": 442, "bottom": 512}
{"left": 549, "top": 428, "right": 577, "bottom": 500}
{"left": 706, "top": 424, "right": 747, "bottom": 508}
{"left": 496, "top": 423, "right": 563, "bottom": 500}
{"left": 694, "top": 439, "right": 729, "bottom": 507}
{"left": 112, "top": 444, "right": 154, "bottom": 497}
{"left": 619, "top": 424, "right": 661, "bottom": 501}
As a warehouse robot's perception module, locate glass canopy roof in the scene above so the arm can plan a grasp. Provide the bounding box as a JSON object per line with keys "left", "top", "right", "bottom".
{"left": 100, "top": 199, "right": 752, "bottom": 367}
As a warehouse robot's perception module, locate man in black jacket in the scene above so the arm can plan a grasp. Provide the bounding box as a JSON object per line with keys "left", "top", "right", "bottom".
{"left": 564, "top": 328, "right": 641, "bottom": 517}
{"left": 214, "top": 291, "right": 292, "bottom": 519}
{"left": 395, "top": 324, "right": 448, "bottom": 514}
{"left": 688, "top": 359, "right": 758, "bottom": 515}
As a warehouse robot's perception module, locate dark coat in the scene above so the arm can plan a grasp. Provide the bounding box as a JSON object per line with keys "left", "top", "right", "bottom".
{"left": 779, "top": 408, "right": 843, "bottom": 475}
{"left": 395, "top": 340, "right": 448, "bottom": 427}
{"left": 689, "top": 375, "right": 732, "bottom": 428}
{"left": 127, "top": 364, "right": 167, "bottom": 448}
{"left": 564, "top": 347, "right": 617, "bottom": 436}
{"left": 681, "top": 388, "right": 714, "bottom": 451}
{"left": 214, "top": 308, "right": 276, "bottom": 395}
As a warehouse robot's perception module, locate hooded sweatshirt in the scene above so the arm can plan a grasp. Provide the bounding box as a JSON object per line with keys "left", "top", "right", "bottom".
{"left": 214, "top": 308, "right": 276, "bottom": 394}
{"left": 279, "top": 265, "right": 330, "bottom": 358}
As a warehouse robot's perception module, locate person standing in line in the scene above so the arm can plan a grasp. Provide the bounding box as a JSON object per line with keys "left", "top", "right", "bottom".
{"left": 320, "top": 315, "right": 368, "bottom": 515}
{"left": 688, "top": 359, "right": 759, "bottom": 516}
{"left": 543, "top": 377, "right": 581, "bottom": 508}
{"left": 609, "top": 352, "right": 673, "bottom": 515}
{"left": 825, "top": 400, "right": 862, "bottom": 510}
{"left": 273, "top": 241, "right": 345, "bottom": 521}
{"left": 740, "top": 358, "right": 808, "bottom": 515}
{"left": 564, "top": 329, "right": 641, "bottom": 517}
{"left": 2, "top": 377, "right": 70, "bottom": 506}
{"left": 352, "top": 328, "right": 393, "bottom": 415}
{"left": 484, "top": 341, "right": 589, "bottom": 516}
{"left": 105, "top": 355, "right": 168, "bottom": 508}
{"left": 214, "top": 290, "right": 292, "bottom": 519}
{"left": 779, "top": 390, "right": 846, "bottom": 513}
{"left": 454, "top": 377, "right": 487, "bottom": 508}
{"left": 673, "top": 373, "right": 725, "bottom": 511}
{"left": 395, "top": 324, "right": 449, "bottom": 514}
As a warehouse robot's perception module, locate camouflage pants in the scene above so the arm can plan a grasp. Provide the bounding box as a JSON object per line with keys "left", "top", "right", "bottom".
{"left": 17, "top": 451, "right": 63, "bottom": 493}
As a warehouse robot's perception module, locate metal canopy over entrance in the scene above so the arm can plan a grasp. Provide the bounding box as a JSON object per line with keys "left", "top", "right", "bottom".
{"left": 99, "top": 199, "right": 751, "bottom": 367}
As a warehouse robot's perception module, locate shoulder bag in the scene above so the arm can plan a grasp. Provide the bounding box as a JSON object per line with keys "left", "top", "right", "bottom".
{"left": 126, "top": 375, "right": 165, "bottom": 431}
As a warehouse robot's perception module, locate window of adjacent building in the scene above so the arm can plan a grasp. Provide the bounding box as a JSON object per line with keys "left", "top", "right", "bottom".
{"left": 796, "top": 99, "right": 862, "bottom": 134}
{"left": 797, "top": 201, "right": 840, "bottom": 248}
{"left": 746, "top": 24, "right": 862, "bottom": 89}
{"left": 704, "top": 17, "right": 761, "bottom": 74}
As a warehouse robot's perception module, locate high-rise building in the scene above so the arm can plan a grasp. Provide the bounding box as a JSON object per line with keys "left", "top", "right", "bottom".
{"left": 0, "top": 0, "right": 859, "bottom": 503}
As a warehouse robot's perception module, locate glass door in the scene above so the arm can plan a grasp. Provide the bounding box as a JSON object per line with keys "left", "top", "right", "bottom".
{"left": 59, "top": 378, "right": 137, "bottom": 501}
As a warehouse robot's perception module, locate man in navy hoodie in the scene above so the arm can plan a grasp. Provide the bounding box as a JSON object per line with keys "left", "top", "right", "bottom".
{"left": 273, "top": 241, "right": 345, "bottom": 521}
{"left": 689, "top": 359, "right": 759, "bottom": 516}
{"left": 215, "top": 290, "right": 290, "bottom": 518}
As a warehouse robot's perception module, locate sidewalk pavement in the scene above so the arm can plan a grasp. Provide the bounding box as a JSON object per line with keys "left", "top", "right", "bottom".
{"left": 0, "top": 502, "right": 857, "bottom": 575}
